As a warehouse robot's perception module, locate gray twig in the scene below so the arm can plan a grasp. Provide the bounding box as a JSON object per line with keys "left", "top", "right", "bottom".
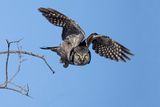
{"left": 0, "top": 39, "right": 54, "bottom": 97}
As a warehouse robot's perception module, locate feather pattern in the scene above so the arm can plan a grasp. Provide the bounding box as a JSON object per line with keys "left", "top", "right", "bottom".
{"left": 92, "top": 36, "right": 133, "bottom": 62}
{"left": 86, "top": 33, "right": 133, "bottom": 62}
{"left": 39, "top": 8, "right": 70, "bottom": 27}
{"left": 38, "top": 7, "right": 85, "bottom": 40}
{"left": 39, "top": 8, "right": 134, "bottom": 68}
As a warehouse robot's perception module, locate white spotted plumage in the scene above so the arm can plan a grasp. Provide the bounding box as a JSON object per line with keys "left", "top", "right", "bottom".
{"left": 39, "top": 7, "right": 133, "bottom": 68}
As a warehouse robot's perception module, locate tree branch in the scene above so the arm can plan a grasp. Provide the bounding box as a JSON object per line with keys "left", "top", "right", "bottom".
{"left": 0, "top": 50, "right": 55, "bottom": 73}
{"left": 0, "top": 39, "right": 55, "bottom": 97}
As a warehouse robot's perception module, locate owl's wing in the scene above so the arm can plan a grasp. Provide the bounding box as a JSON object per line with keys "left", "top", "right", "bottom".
{"left": 38, "top": 7, "right": 85, "bottom": 40}
{"left": 86, "top": 33, "right": 133, "bottom": 62}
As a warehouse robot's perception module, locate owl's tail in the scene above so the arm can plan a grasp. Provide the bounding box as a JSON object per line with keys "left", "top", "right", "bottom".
{"left": 40, "top": 46, "right": 59, "bottom": 52}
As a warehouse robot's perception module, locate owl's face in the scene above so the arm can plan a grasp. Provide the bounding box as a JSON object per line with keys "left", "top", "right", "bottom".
{"left": 72, "top": 46, "right": 91, "bottom": 65}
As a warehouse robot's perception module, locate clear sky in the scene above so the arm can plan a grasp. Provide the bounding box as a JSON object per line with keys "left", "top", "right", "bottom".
{"left": 0, "top": 0, "right": 160, "bottom": 107}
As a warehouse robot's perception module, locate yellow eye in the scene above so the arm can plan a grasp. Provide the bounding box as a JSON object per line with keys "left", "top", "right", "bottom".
{"left": 84, "top": 54, "right": 89, "bottom": 60}
{"left": 75, "top": 53, "right": 81, "bottom": 60}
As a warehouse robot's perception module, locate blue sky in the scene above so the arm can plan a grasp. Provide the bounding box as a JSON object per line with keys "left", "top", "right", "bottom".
{"left": 0, "top": 0, "right": 160, "bottom": 107}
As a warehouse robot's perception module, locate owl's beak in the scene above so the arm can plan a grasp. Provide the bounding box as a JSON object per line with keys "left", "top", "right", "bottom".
{"left": 80, "top": 58, "right": 86, "bottom": 65}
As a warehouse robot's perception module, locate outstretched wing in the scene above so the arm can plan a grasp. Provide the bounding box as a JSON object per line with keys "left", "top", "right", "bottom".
{"left": 86, "top": 33, "right": 133, "bottom": 62}
{"left": 38, "top": 7, "right": 85, "bottom": 40}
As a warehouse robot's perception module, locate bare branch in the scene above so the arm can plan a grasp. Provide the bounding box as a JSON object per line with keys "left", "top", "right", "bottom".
{"left": 9, "top": 43, "right": 24, "bottom": 82}
{"left": 5, "top": 40, "right": 10, "bottom": 87}
{"left": 0, "top": 50, "right": 55, "bottom": 73}
{"left": 0, "top": 39, "right": 55, "bottom": 97}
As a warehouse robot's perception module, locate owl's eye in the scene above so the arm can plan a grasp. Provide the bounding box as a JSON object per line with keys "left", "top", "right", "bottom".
{"left": 83, "top": 54, "right": 89, "bottom": 60}
{"left": 75, "top": 53, "right": 81, "bottom": 60}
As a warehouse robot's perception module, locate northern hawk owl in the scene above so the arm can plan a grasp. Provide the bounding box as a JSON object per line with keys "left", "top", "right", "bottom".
{"left": 39, "top": 7, "right": 133, "bottom": 68}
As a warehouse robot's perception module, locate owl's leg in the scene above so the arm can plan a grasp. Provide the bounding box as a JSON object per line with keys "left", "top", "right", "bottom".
{"left": 60, "top": 57, "right": 69, "bottom": 68}
{"left": 63, "top": 63, "right": 69, "bottom": 68}
{"left": 59, "top": 57, "right": 65, "bottom": 63}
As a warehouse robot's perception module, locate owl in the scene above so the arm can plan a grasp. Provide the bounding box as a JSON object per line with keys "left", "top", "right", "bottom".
{"left": 39, "top": 7, "right": 133, "bottom": 68}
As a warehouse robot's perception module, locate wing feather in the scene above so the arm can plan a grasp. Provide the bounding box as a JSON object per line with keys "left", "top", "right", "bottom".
{"left": 38, "top": 7, "right": 85, "bottom": 40}
{"left": 87, "top": 33, "right": 133, "bottom": 62}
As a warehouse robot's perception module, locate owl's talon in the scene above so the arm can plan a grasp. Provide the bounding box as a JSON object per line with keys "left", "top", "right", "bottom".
{"left": 60, "top": 58, "right": 69, "bottom": 68}
{"left": 59, "top": 59, "right": 63, "bottom": 63}
{"left": 63, "top": 63, "right": 69, "bottom": 68}
{"left": 60, "top": 58, "right": 65, "bottom": 63}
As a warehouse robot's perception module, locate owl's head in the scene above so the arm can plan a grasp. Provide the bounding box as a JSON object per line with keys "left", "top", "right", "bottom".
{"left": 71, "top": 46, "right": 91, "bottom": 65}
